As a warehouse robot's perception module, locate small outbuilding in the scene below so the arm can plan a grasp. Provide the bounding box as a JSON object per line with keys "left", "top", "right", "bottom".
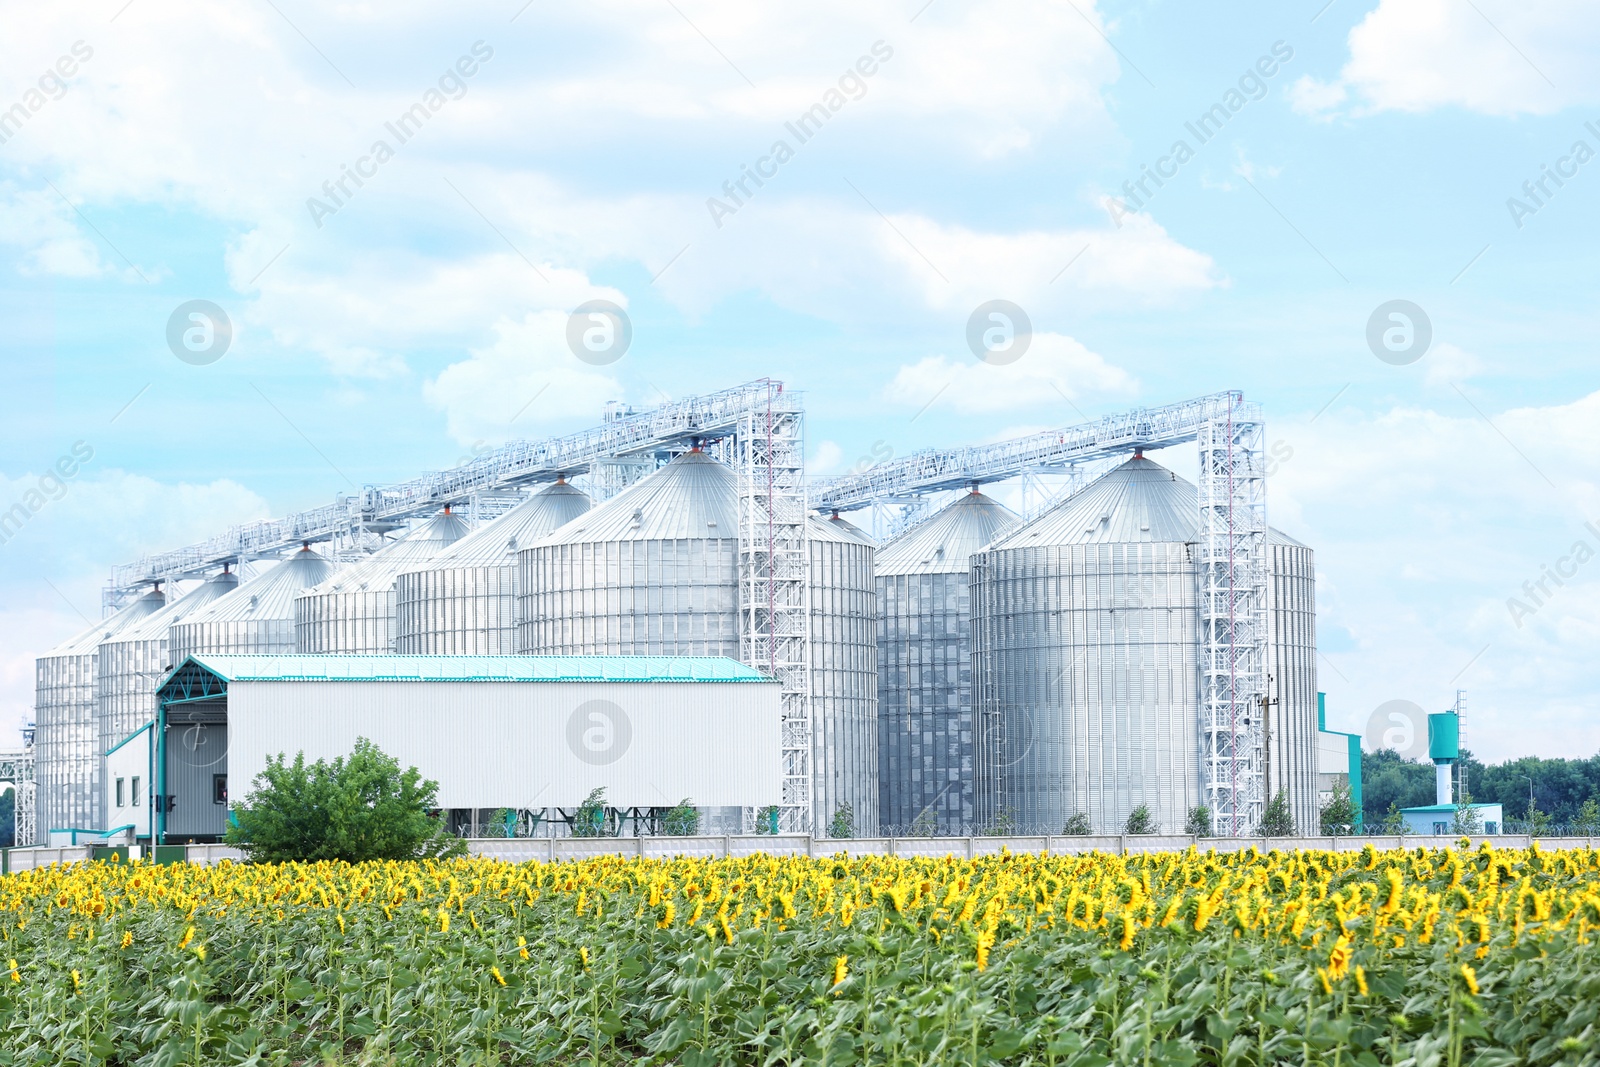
{"left": 132, "top": 654, "right": 781, "bottom": 843}
{"left": 1398, "top": 802, "right": 1503, "bottom": 836}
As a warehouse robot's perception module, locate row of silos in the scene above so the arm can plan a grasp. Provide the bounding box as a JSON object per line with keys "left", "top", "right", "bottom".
{"left": 35, "top": 450, "right": 1315, "bottom": 841}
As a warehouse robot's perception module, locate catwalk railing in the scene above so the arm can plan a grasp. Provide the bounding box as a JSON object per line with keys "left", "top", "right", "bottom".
{"left": 107, "top": 380, "right": 798, "bottom": 600}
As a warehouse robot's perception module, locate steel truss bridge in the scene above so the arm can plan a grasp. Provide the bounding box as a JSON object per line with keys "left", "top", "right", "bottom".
{"left": 101, "top": 382, "right": 1267, "bottom": 834}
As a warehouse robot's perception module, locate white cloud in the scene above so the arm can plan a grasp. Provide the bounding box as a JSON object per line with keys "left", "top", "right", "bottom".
{"left": 1309, "top": 0, "right": 1598, "bottom": 117}
{"left": 1422, "top": 341, "right": 1484, "bottom": 387}
{"left": 808, "top": 440, "right": 844, "bottom": 475}
{"left": 1287, "top": 75, "right": 1347, "bottom": 119}
{"left": 883, "top": 332, "right": 1137, "bottom": 416}
{"left": 423, "top": 310, "right": 624, "bottom": 445}
{"left": 1267, "top": 389, "right": 1600, "bottom": 758}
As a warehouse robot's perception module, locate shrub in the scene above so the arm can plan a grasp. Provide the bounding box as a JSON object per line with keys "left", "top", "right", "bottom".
{"left": 828, "top": 803, "right": 855, "bottom": 839}
{"left": 1062, "top": 812, "right": 1093, "bottom": 836}
{"left": 662, "top": 799, "right": 700, "bottom": 836}
{"left": 224, "top": 738, "right": 464, "bottom": 863}
{"left": 1184, "top": 806, "right": 1213, "bottom": 837}
{"left": 1124, "top": 805, "right": 1156, "bottom": 835}
{"left": 571, "top": 788, "right": 609, "bottom": 838}
{"left": 1259, "top": 790, "right": 1295, "bottom": 837}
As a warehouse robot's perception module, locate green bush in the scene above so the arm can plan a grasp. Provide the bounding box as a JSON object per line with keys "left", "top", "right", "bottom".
{"left": 224, "top": 738, "right": 464, "bottom": 863}
{"left": 1259, "top": 790, "right": 1295, "bottom": 836}
{"left": 1184, "top": 805, "right": 1213, "bottom": 837}
{"left": 1061, "top": 812, "right": 1093, "bottom": 836}
{"left": 662, "top": 799, "right": 700, "bottom": 836}
{"left": 1124, "top": 804, "right": 1156, "bottom": 835}
{"left": 828, "top": 802, "right": 855, "bottom": 839}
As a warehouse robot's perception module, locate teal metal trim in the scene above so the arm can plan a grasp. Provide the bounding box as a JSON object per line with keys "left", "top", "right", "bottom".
{"left": 176, "top": 653, "right": 770, "bottom": 685}
{"left": 104, "top": 721, "right": 154, "bottom": 758}
{"left": 1347, "top": 733, "right": 1363, "bottom": 833}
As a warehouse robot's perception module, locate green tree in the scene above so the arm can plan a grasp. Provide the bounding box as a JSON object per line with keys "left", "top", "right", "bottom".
{"left": 1184, "top": 806, "right": 1213, "bottom": 837}
{"left": 1451, "top": 793, "right": 1483, "bottom": 835}
{"left": 225, "top": 739, "right": 464, "bottom": 863}
{"left": 1380, "top": 801, "right": 1411, "bottom": 835}
{"left": 570, "top": 787, "right": 609, "bottom": 838}
{"left": 1259, "top": 790, "right": 1294, "bottom": 837}
{"left": 984, "top": 808, "right": 1017, "bottom": 836}
{"left": 1319, "top": 784, "right": 1357, "bottom": 836}
{"left": 1360, "top": 749, "right": 1435, "bottom": 827}
{"left": 662, "top": 799, "right": 699, "bottom": 836}
{"left": 1571, "top": 798, "right": 1600, "bottom": 836}
{"left": 827, "top": 802, "right": 855, "bottom": 839}
{"left": 1062, "top": 812, "right": 1093, "bottom": 836}
{"left": 1124, "top": 804, "right": 1156, "bottom": 835}
{"left": 1523, "top": 799, "right": 1553, "bottom": 836}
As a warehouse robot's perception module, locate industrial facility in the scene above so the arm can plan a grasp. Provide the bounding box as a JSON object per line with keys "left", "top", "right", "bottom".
{"left": 16, "top": 382, "right": 1334, "bottom": 847}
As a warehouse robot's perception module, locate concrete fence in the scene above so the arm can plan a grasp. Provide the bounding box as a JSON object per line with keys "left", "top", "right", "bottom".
{"left": 4, "top": 834, "right": 1595, "bottom": 872}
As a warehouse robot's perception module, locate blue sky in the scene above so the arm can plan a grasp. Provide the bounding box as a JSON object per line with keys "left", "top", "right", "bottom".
{"left": 2, "top": 0, "right": 1598, "bottom": 760}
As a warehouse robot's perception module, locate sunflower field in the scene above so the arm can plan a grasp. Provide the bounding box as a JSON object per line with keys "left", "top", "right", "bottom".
{"left": 2, "top": 842, "right": 1599, "bottom": 1065}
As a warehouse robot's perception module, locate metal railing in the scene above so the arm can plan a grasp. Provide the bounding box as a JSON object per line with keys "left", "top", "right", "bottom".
{"left": 107, "top": 381, "right": 800, "bottom": 600}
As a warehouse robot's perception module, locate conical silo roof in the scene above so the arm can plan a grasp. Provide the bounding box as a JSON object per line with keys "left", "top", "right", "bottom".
{"left": 987, "top": 456, "right": 1304, "bottom": 549}
{"left": 304, "top": 509, "right": 473, "bottom": 595}
{"left": 416, "top": 481, "right": 591, "bottom": 568}
{"left": 535, "top": 451, "right": 738, "bottom": 545}
{"left": 876, "top": 490, "right": 1021, "bottom": 576}
{"left": 180, "top": 547, "right": 336, "bottom": 626}
{"left": 987, "top": 456, "right": 1199, "bottom": 548}
{"left": 810, "top": 512, "right": 875, "bottom": 546}
{"left": 105, "top": 570, "right": 239, "bottom": 644}
{"left": 43, "top": 587, "right": 167, "bottom": 658}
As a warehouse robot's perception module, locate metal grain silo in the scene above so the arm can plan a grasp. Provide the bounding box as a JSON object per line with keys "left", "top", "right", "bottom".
{"left": 972, "top": 456, "right": 1316, "bottom": 835}
{"left": 516, "top": 451, "right": 740, "bottom": 658}
{"left": 34, "top": 587, "right": 164, "bottom": 833}
{"left": 809, "top": 513, "right": 879, "bottom": 836}
{"left": 97, "top": 569, "right": 239, "bottom": 763}
{"left": 168, "top": 546, "right": 336, "bottom": 662}
{"left": 876, "top": 490, "right": 1020, "bottom": 835}
{"left": 296, "top": 509, "right": 471, "bottom": 654}
{"left": 1266, "top": 529, "right": 1319, "bottom": 834}
{"left": 394, "top": 480, "right": 590, "bottom": 655}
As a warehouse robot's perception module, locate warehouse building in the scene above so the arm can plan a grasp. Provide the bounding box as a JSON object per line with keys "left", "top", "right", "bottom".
{"left": 106, "top": 654, "right": 780, "bottom": 844}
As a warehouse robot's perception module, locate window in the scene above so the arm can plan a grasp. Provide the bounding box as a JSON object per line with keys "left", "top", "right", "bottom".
{"left": 115, "top": 778, "right": 125, "bottom": 808}
{"left": 213, "top": 774, "right": 227, "bottom": 805}
{"left": 131, "top": 776, "right": 141, "bottom": 807}
{"left": 1433, "top": 821, "right": 1448, "bottom": 835}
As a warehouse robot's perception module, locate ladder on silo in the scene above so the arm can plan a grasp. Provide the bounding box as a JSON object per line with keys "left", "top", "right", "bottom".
{"left": 1197, "top": 401, "right": 1269, "bottom": 836}
{"left": 734, "top": 382, "right": 812, "bottom": 834}
{"left": 1454, "top": 690, "right": 1468, "bottom": 803}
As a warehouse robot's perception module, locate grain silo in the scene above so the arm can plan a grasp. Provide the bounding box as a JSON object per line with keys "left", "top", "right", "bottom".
{"left": 971, "top": 456, "right": 1316, "bottom": 835}
{"left": 876, "top": 490, "right": 1020, "bottom": 835}
{"left": 809, "top": 513, "right": 878, "bottom": 836}
{"left": 34, "top": 586, "right": 165, "bottom": 833}
{"left": 168, "top": 546, "right": 336, "bottom": 662}
{"left": 295, "top": 509, "right": 471, "bottom": 654}
{"left": 1266, "top": 529, "right": 1319, "bottom": 834}
{"left": 394, "top": 480, "right": 590, "bottom": 655}
{"left": 517, "top": 451, "right": 877, "bottom": 833}
{"left": 516, "top": 452, "right": 740, "bottom": 659}
{"left": 96, "top": 569, "right": 238, "bottom": 762}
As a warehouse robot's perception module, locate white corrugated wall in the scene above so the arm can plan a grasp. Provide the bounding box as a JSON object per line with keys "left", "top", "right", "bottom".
{"left": 226, "top": 679, "right": 781, "bottom": 811}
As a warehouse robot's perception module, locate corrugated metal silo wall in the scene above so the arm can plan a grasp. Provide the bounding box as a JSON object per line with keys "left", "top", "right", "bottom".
{"left": 973, "top": 541, "right": 1202, "bottom": 835}
{"left": 1268, "top": 541, "right": 1319, "bottom": 833}
{"left": 96, "top": 637, "right": 169, "bottom": 778}
{"left": 394, "top": 564, "right": 517, "bottom": 655}
{"left": 34, "top": 652, "right": 101, "bottom": 831}
{"left": 876, "top": 571, "right": 975, "bottom": 834}
{"left": 515, "top": 540, "right": 741, "bottom": 658}
{"left": 295, "top": 590, "right": 397, "bottom": 655}
{"left": 809, "top": 537, "right": 879, "bottom": 836}
{"left": 169, "top": 618, "right": 297, "bottom": 663}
